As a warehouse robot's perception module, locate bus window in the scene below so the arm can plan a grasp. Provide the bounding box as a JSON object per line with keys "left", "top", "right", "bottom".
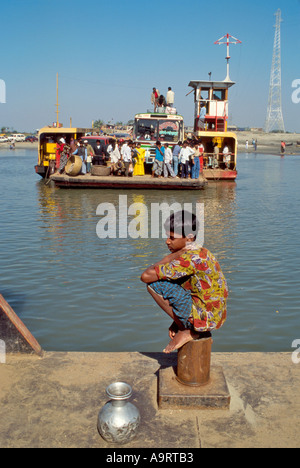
{"left": 158, "top": 120, "right": 180, "bottom": 142}
{"left": 134, "top": 119, "right": 158, "bottom": 140}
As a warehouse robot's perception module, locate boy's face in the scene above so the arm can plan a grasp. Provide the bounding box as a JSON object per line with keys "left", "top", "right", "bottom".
{"left": 165, "top": 231, "right": 187, "bottom": 253}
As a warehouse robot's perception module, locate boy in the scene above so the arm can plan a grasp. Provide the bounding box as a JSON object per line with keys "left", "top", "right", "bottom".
{"left": 140, "top": 211, "right": 228, "bottom": 353}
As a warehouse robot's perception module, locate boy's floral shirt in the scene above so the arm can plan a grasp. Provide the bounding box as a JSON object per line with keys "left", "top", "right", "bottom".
{"left": 155, "top": 247, "right": 228, "bottom": 332}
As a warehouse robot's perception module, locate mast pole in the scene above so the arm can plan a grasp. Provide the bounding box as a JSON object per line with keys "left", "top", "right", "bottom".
{"left": 56, "top": 73, "right": 60, "bottom": 127}
{"left": 214, "top": 33, "right": 242, "bottom": 82}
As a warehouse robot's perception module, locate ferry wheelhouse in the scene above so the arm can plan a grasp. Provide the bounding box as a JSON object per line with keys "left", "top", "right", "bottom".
{"left": 35, "top": 126, "right": 92, "bottom": 178}
{"left": 132, "top": 112, "right": 184, "bottom": 171}
{"left": 188, "top": 79, "right": 237, "bottom": 180}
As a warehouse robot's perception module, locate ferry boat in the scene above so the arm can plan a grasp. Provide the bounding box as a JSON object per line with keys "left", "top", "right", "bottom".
{"left": 188, "top": 78, "right": 238, "bottom": 181}
{"left": 35, "top": 124, "right": 206, "bottom": 190}
{"left": 187, "top": 33, "right": 241, "bottom": 181}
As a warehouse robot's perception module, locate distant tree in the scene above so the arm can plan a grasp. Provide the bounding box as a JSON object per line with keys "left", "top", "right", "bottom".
{"left": 127, "top": 119, "right": 134, "bottom": 126}
{"left": 93, "top": 119, "right": 104, "bottom": 128}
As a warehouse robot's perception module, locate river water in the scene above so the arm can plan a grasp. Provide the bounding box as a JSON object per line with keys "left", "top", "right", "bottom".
{"left": 0, "top": 148, "right": 299, "bottom": 353}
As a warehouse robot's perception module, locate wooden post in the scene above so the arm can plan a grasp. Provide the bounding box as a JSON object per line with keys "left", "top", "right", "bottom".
{"left": 176, "top": 336, "right": 212, "bottom": 387}
{"left": 0, "top": 295, "right": 43, "bottom": 356}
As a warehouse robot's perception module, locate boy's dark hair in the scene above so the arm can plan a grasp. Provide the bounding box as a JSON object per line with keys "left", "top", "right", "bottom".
{"left": 164, "top": 210, "right": 199, "bottom": 239}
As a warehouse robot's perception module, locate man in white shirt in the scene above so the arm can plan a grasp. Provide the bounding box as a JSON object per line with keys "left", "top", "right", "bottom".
{"left": 166, "top": 87, "right": 175, "bottom": 107}
{"left": 163, "top": 143, "right": 176, "bottom": 178}
{"left": 179, "top": 141, "right": 195, "bottom": 178}
{"left": 121, "top": 140, "right": 133, "bottom": 176}
{"left": 223, "top": 145, "right": 231, "bottom": 169}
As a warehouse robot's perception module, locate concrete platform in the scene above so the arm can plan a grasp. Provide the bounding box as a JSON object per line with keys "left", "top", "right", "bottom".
{"left": 0, "top": 351, "right": 299, "bottom": 448}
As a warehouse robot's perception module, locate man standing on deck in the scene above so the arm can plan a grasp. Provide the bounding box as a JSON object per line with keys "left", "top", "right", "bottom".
{"left": 197, "top": 103, "right": 207, "bottom": 129}
{"left": 121, "top": 140, "right": 133, "bottom": 176}
{"left": 172, "top": 141, "right": 182, "bottom": 176}
{"left": 93, "top": 140, "right": 106, "bottom": 166}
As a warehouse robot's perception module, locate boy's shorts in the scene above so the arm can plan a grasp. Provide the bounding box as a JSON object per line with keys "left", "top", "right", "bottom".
{"left": 148, "top": 280, "right": 193, "bottom": 329}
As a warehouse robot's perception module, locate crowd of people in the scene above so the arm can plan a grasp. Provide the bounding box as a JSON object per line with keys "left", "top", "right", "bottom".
{"left": 151, "top": 139, "right": 231, "bottom": 179}
{"left": 55, "top": 136, "right": 232, "bottom": 179}
{"left": 55, "top": 137, "right": 147, "bottom": 177}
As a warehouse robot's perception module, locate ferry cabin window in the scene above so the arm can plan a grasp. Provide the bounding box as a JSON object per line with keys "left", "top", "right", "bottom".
{"left": 158, "top": 120, "right": 181, "bottom": 143}
{"left": 135, "top": 119, "right": 158, "bottom": 140}
{"left": 212, "top": 90, "right": 225, "bottom": 101}
{"left": 199, "top": 90, "right": 209, "bottom": 103}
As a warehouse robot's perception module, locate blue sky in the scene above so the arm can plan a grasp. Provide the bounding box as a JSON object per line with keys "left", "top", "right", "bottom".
{"left": 1, "top": 0, "right": 300, "bottom": 132}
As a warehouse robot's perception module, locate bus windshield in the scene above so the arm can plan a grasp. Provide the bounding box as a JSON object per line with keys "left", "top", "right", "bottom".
{"left": 134, "top": 117, "right": 183, "bottom": 143}
{"left": 134, "top": 119, "right": 157, "bottom": 141}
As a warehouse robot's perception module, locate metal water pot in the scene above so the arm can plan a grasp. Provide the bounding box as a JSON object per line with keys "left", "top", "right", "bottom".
{"left": 97, "top": 382, "right": 140, "bottom": 444}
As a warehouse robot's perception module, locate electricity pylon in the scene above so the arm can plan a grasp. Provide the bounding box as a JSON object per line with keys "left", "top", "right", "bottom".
{"left": 265, "top": 9, "right": 285, "bottom": 133}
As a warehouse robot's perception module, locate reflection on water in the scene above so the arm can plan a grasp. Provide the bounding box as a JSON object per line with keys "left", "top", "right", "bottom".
{"left": 0, "top": 150, "right": 300, "bottom": 352}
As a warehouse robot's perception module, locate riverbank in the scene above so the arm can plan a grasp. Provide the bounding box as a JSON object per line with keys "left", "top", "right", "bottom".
{"left": 236, "top": 130, "right": 300, "bottom": 155}
{"left": 0, "top": 351, "right": 299, "bottom": 448}
{"left": 0, "top": 141, "right": 38, "bottom": 150}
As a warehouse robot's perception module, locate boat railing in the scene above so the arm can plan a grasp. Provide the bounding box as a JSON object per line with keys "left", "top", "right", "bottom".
{"left": 199, "top": 152, "right": 236, "bottom": 170}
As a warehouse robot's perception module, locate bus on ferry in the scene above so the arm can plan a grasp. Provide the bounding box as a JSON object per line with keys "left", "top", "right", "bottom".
{"left": 132, "top": 113, "right": 184, "bottom": 168}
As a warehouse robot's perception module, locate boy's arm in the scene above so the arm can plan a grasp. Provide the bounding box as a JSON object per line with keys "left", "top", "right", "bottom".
{"left": 140, "top": 249, "right": 186, "bottom": 284}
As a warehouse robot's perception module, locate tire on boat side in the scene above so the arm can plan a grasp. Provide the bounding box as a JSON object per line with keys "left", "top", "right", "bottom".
{"left": 91, "top": 166, "right": 111, "bottom": 176}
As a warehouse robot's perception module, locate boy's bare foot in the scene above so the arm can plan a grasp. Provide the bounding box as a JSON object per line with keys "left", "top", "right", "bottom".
{"left": 168, "top": 321, "right": 179, "bottom": 339}
{"left": 163, "top": 329, "right": 200, "bottom": 353}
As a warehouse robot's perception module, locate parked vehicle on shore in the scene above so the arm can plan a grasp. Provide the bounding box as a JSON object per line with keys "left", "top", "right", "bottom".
{"left": 25, "top": 135, "right": 38, "bottom": 142}
{"left": 8, "top": 134, "right": 26, "bottom": 142}
{"left": 0, "top": 136, "right": 8, "bottom": 143}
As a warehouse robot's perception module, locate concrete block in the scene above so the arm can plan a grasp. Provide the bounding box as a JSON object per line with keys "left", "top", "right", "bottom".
{"left": 158, "top": 365, "right": 231, "bottom": 410}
